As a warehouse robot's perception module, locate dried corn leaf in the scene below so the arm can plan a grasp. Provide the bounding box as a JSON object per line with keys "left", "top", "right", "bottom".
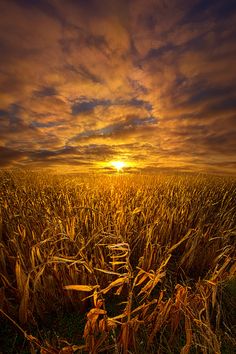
{"left": 87, "top": 308, "right": 107, "bottom": 319}
{"left": 16, "top": 260, "right": 27, "bottom": 296}
{"left": 131, "top": 299, "right": 157, "bottom": 315}
{"left": 180, "top": 316, "right": 192, "bottom": 354}
{"left": 115, "top": 284, "right": 124, "bottom": 295}
{"left": 94, "top": 267, "right": 122, "bottom": 276}
{"left": 108, "top": 243, "right": 129, "bottom": 249}
{"left": 101, "top": 277, "right": 128, "bottom": 294}
{"left": 132, "top": 207, "right": 142, "bottom": 214}
{"left": 135, "top": 273, "right": 150, "bottom": 287}
{"left": 19, "top": 275, "right": 30, "bottom": 324}
{"left": 64, "top": 285, "right": 99, "bottom": 292}
{"left": 229, "top": 261, "right": 236, "bottom": 276}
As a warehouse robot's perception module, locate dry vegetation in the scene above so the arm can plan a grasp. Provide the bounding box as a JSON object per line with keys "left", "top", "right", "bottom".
{"left": 0, "top": 171, "right": 235, "bottom": 353}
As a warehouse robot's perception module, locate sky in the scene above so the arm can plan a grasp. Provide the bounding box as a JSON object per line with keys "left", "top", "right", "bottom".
{"left": 0, "top": 0, "right": 236, "bottom": 175}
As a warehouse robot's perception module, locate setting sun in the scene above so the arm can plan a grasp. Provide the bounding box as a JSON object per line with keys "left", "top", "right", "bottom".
{"left": 111, "top": 161, "right": 126, "bottom": 172}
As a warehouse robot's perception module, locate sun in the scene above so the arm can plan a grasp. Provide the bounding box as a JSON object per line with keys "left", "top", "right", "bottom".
{"left": 111, "top": 160, "right": 126, "bottom": 172}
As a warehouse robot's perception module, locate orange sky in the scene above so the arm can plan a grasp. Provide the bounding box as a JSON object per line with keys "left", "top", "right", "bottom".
{"left": 0, "top": 0, "right": 236, "bottom": 174}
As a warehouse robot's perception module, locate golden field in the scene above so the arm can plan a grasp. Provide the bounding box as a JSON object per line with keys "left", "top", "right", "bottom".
{"left": 0, "top": 171, "right": 235, "bottom": 353}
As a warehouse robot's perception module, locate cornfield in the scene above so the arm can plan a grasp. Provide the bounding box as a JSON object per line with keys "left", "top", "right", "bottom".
{"left": 0, "top": 171, "right": 235, "bottom": 353}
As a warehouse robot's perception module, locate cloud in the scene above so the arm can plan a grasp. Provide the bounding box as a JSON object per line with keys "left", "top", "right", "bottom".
{"left": 33, "top": 86, "right": 58, "bottom": 97}
{"left": 0, "top": 146, "right": 26, "bottom": 167}
{"left": 71, "top": 97, "right": 152, "bottom": 115}
{"left": 72, "top": 99, "right": 111, "bottom": 115}
{"left": 0, "top": 0, "right": 235, "bottom": 174}
{"left": 69, "top": 115, "right": 158, "bottom": 143}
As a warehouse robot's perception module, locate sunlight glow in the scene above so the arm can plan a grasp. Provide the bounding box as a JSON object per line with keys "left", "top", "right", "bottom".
{"left": 111, "top": 160, "right": 126, "bottom": 172}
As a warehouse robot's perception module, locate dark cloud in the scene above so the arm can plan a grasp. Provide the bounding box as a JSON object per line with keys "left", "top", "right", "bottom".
{"left": 70, "top": 115, "right": 158, "bottom": 141}
{"left": 72, "top": 98, "right": 110, "bottom": 115}
{"left": 145, "top": 44, "right": 176, "bottom": 61}
{"left": 34, "top": 86, "right": 58, "bottom": 97}
{"left": 183, "top": 0, "right": 236, "bottom": 22}
{"left": 30, "top": 121, "right": 63, "bottom": 128}
{"left": 0, "top": 143, "right": 118, "bottom": 171}
{"left": 65, "top": 64, "right": 103, "bottom": 84}
{"left": 0, "top": 109, "right": 7, "bottom": 117}
{"left": 31, "top": 144, "right": 115, "bottom": 160}
{"left": 0, "top": 146, "right": 25, "bottom": 167}
{"left": 12, "top": 0, "right": 66, "bottom": 25}
{"left": 71, "top": 97, "right": 152, "bottom": 115}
